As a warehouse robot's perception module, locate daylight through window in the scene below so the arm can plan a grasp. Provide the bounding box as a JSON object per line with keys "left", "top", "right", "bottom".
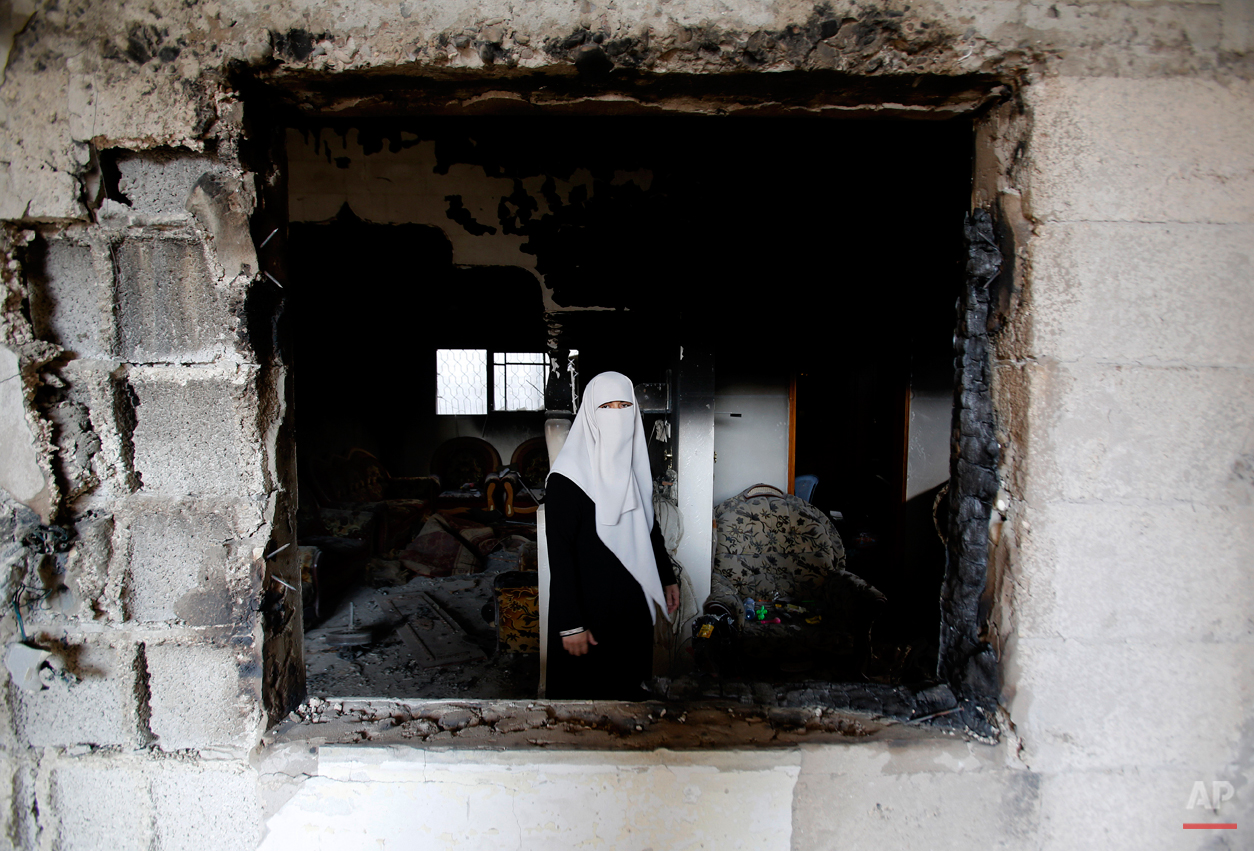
{"left": 437, "top": 348, "right": 549, "bottom": 414}
{"left": 436, "top": 348, "right": 488, "bottom": 415}
{"left": 494, "top": 352, "right": 547, "bottom": 412}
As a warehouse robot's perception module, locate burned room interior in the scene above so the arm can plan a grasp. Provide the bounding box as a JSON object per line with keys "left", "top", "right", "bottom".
{"left": 285, "top": 113, "right": 970, "bottom": 702}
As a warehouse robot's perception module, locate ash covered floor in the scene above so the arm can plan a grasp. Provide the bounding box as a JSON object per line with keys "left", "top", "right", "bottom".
{"left": 305, "top": 569, "right": 541, "bottom": 699}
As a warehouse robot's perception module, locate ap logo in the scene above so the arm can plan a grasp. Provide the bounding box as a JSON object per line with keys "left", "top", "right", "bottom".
{"left": 1187, "top": 781, "right": 1235, "bottom": 812}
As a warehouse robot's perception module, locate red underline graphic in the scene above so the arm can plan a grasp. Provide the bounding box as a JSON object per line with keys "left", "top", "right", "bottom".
{"left": 1183, "top": 823, "right": 1238, "bottom": 830}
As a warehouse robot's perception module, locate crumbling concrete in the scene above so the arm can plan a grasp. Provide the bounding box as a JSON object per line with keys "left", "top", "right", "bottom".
{"left": 0, "top": 345, "right": 49, "bottom": 521}
{"left": 264, "top": 681, "right": 970, "bottom": 750}
{"left": 115, "top": 150, "right": 225, "bottom": 223}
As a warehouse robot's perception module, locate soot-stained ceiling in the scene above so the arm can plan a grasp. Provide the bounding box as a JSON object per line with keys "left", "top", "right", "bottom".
{"left": 287, "top": 115, "right": 972, "bottom": 328}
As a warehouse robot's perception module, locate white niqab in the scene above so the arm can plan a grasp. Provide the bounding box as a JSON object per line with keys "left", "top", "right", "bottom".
{"left": 547, "top": 371, "right": 668, "bottom": 623}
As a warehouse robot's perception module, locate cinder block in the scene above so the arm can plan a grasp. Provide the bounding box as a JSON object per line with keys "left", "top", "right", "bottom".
{"left": 129, "top": 365, "right": 265, "bottom": 499}
{"left": 66, "top": 56, "right": 203, "bottom": 176}
{"left": 1015, "top": 502, "right": 1254, "bottom": 642}
{"left": 1022, "top": 361, "right": 1254, "bottom": 504}
{"left": 150, "top": 762, "right": 262, "bottom": 851}
{"left": 1038, "top": 767, "right": 1246, "bottom": 851}
{"left": 1029, "top": 222, "right": 1254, "bottom": 366}
{"left": 146, "top": 642, "right": 260, "bottom": 751}
{"left": 793, "top": 755, "right": 1040, "bottom": 851}
{"left": 1028, "top": 77, "right": 1254, "bottom": 224}
{"left": 116, "top": 150, "right": 221, "bottom": 220}
{"left": 1006, "top": 638, "right": 1251, "bottom": 773}
{"left": 50, "top": 760, "right": 153, "bottom": 851}
{"left": 11, "top": 640, "right": 140, "bottom": 748}
{"left": 61, "top": 512, "right": 116, "bottom": 621}
{"left": 121, "top": 501, "right": 245, "bottom": 626}
{"left": 113, "top": 234, "right": 236, "bottom": 362}
{"left": 0, "top": 157, "right": 81, "bottom": 221}
{"left": 33, "top": 234, "right": 114, "bottom": 360}
{"left": 1015, "top": 2, "right": 1224, "bottom": 79}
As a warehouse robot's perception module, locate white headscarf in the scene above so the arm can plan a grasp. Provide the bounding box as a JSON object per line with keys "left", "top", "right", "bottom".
{"left": 547, "top": 371, "right": 668, "bottom": 623}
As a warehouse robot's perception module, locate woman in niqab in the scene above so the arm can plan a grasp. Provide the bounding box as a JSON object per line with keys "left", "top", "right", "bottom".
{"left": 545, "top": 372, "right": 680, "bottom": 700}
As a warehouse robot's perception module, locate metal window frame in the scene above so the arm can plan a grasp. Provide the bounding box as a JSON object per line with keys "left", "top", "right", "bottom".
{"left": 491, "top": 351, "right": 550, "bottom": 413}
{"left": 436, "top": 349, "right": 550, "bottom": 415}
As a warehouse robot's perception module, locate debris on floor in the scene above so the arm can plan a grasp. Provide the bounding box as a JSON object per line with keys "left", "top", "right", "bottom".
{"left": 303, "top": 510, "right": 541, "bottom": 699}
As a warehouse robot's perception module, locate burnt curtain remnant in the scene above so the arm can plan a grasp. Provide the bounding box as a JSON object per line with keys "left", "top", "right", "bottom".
{"left": 939, "top": 209, "right": 1002, "bottom": 731}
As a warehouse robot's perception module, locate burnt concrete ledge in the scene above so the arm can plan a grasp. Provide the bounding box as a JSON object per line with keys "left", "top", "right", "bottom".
{"left": 243, "top": 67, "right": 1012, "bottom": 120}
{"left": 264, "top": 684, "right": 996, "bottom": 752}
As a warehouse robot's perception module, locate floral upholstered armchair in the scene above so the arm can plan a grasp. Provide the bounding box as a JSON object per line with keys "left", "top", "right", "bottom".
{"left": 706, "top": 484, "right": 886, "bottom": 660}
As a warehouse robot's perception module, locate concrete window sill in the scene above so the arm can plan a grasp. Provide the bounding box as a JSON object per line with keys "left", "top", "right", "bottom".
{"left": 262, "top": 689, "right": 989, "bottom": 752}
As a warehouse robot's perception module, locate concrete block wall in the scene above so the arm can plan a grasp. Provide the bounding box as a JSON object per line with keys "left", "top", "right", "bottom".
{"left": 996, "top": 76, "right": 1254, "bottom": 847}
{"left": 0, "top": 0, "right": 1247, "bottom": 849}
{"left": 0, "top": 81, "right": 293, "bottom": 844}
{"left": 49, "top": 756, "right": 261, "bottom": 851}
{"left": 19, "top": 174, "right": 277, "bottom": 636}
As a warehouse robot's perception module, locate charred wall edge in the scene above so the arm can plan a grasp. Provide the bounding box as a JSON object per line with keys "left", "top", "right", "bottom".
{"left": 938, "top": 208, "right": 1002, "bottom": 734}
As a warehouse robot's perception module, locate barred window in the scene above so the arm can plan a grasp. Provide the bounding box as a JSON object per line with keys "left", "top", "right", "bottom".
{"left": 436, "top": 349, "right": 488, "bottom": 415}
{"left": 494, "top": 352, "right": 547, "bottom": 412}
{"left": 437, "top": 349, "right": 548, "bottom": 414}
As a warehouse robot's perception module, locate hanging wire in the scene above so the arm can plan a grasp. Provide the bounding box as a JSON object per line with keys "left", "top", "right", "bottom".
{"left": 11, "top": 598, "right": 25, "bottom": 642}
{"left": 9, "top": 578, "right": 61, "bottom": 641}
{"left": 567, "top": 350, "right": 580, "bottom": 412}
{"left": 8, "top": 524, "right": 73, "bottom": 640}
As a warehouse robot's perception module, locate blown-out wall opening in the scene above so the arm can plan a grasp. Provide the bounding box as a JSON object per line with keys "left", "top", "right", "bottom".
{"left": 279, "top": 110, "right": 975, "bottom": 706}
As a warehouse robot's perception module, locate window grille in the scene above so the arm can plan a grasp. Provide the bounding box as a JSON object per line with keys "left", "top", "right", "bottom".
{"left": 494, "top": 352, "right": 547, "bottom": 412}
{"left": 437, "top": 349, "right": 550, "bottom": 414}
{"left": 436, "top": 349, "right": 488, "bottom": 415}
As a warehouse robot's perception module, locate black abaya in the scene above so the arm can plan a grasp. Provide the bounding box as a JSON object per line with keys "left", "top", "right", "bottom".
{"left": 545, "top": 473, "right": 677, "bottom": 700}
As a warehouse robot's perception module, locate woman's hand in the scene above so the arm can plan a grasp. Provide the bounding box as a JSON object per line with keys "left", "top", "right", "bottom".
{"left": 562, "top": 630, "right": 597, "bottom": 656}
{"left": 664, "top": 584, "right": 680, "bottom": 615}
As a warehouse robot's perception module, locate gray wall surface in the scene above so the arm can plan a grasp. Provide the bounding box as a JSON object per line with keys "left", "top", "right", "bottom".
{"left": 0, "top": 0, "right": 1249, "bottom": 849}
{"left": 713, "top": 375, "right": 791, "bottom": 504}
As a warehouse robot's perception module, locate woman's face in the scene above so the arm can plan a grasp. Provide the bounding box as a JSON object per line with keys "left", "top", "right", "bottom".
{"left": 598, "top": 400, "right": 633, "bottom": 409}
